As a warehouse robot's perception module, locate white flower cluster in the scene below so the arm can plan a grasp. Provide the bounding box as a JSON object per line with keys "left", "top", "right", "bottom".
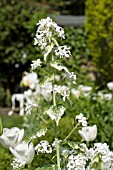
{"left": 67, "top": 153, "right": 87, "bottom": 170}
{"left": 11, "top": 158, "right": 26, "bottom": 170}
{"left": 35, "top": 140, "right": 52, "bottom": 154}
{"left": 76, "top": 113, "right": 88, "bottom": 127}
{"left": 97, "top": 91, "right": 112, "bottom": 101}
{"left": 34, "top": 17, "right": 65, "bottom": 50}
{"left": 71, "top": 84, "right": 92, "bottom": 99}
{"left": 25, "top": 102, "right": 37, "bottom": 116}
{"left": 88, "top": 143, "right": 113, "bottom": 169}
{"left": 54, "top": 45, "right": 71, "bottom": 58}
{"left": 66, "top": 143, "right": 113, "bottom": 170}
{"left": 54, "top": 85, "right": 70, "bottom": 101}
{"left": 30, "top": 128, "right": 48, "bottom": 140}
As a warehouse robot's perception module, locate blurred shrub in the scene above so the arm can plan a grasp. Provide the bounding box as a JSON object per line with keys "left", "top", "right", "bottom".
{"left": 0, "top": 85, "right": 6, "bottom": 107}
{"left": 85, "top": 0, "right": 113, "bottom": 85}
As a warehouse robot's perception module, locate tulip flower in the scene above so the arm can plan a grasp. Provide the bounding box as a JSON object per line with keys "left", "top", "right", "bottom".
{"left": 107, "top": 82, "right": 113, "bottom": 91}
{"left": 78, "top": 125, "right": 97, "bottom": 142}
{"left": 0, "top": 127, "right": 24, "bottom": 148}
{"left": 10, "top": 141, "right": 35, "bottom": 164}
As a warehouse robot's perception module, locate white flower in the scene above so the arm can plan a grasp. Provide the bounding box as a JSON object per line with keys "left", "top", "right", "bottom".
{"left": 88, "top": 143, "right": 113, "bottom": 169}
{"left": 34, "top": 17, "right": 65, "bottom": 50}
{"left": 78, "top": 85, "right": 92, "bottom": 92}
{"left": 10, "top": 141, "right": 35, "bottom": 164}
{"left": 35, "top": 140, "right": 52, "bottom": 154}
{"left": 25, "top": 102, "right": 37, "bottom": 116}
{"left": 78, "top": 125, "right": 97, "bottom": 142}
{"left": 31, "top": 59, "right": 42, "bottom": 71}
{"left": 107, "top": 82, "right": 113, "bottom": 91}
{"left": 66, "top": 72, "right": 77, "bottom": 84}
{"left": 54, "top": 85, "right": 70, "bottom": 101}
{"left": 71, "top": 89, "right": 80, "bottom": 99}
{"left": 76, "top": 113, "right": 88, "bottom": 127}
{"left": 30, "top": 128, "right": 48, "bottom": 140}
{"left": 97, "top": 91, "right": 112, "bottom": 101}
{"left": 0, "top": 127, "right": 24, "bottom": 148}
{"left": 22, "top": 72, "right": 38, "bottom": 89}
{"left": 11, "top": 158, "right": 26, "bottom": 170}
{"left": 55, "top": 45, "right": 71, "bottom": 58}
{"left": 67, "top": 153, "right": 87, "bottom": 170}
{"left": 103, "top": 93, "right": 112, "bottom": 100}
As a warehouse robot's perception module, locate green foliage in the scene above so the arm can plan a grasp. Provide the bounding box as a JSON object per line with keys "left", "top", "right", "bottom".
{"left": 0, "top": 0, "right": 47, "bottom": 104}
{"left": 38, "top": 0, "right": 85, "bottom": 15}
{"left": 85, "top": 0, "right": 113, "bottom": 85}
{"left": 59, "top": 26, "right": 91, "bottom": 85}
{"left": 70, "top": 91, "right": 113, "bottom": 150}
{"left": 0, "top": 113, "right": 24, "bottom": 129}
{"left": 0, "top": 147, "right": 12, "bottom": 170}
{"left": 0, "top": 85, "right": 6, "bottom": 107}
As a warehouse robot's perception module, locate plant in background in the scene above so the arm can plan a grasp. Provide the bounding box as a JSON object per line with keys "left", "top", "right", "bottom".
{"left": 0, "top": 17, "right": 113, "bottom": 170}
{"left": 85, "top": 0, "right": 113, "bottom": 85}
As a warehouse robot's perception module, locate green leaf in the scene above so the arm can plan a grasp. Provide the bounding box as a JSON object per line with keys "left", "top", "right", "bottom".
{"left": 40, "top": 74, "right": 54, "bottom": 87}
{"left": 35, "top": 165, "right": 57, "bottom": 170}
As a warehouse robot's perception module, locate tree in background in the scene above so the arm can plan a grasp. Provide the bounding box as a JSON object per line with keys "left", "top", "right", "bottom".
{"left": 37, "top": 0, "right": 85, "bottom": 15}
{"left": 0, "top": 0, "right": 46, "bottom": 106}
{"left": 85, "top": 0, "right": 113, "bottom": 86}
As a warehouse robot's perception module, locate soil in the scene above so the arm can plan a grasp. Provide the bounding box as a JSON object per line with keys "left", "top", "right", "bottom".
{"left": 0, "top": 107, "right": 20, "bottom": 114}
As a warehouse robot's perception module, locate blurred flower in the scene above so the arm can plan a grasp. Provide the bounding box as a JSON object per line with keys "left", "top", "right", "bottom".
{"left": 22, "top": 72, "right": 38, "bottom": 89}
{"left": 0, "top": 127, "right": 24, "bottom": 148}
{"left": 78, "top": 125, "right": 97, "bottom": 142}
{"left": 71, "top": 89, "right": 80, "bottom": 99}
{"left": 103, "top": 93, "right": 112, "bottom": 100}
{"left": 10, "top": 141, "right": 35, "bottom": 164}
{"left": 98, "top": 91, "right": 112, "bottom": 101}
{"left": 107, "top": 82, "right": 113, "bottom": 91}
{"left": 76, "top": 113, "right": 88, "bottom": 127}
{"left": 54, "top": 85, "right": 70, "bottom": 101}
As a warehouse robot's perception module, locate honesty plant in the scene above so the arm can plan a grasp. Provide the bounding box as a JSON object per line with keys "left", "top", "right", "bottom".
{"left": 0, "top": 17, "right": 113, "bottom": 170}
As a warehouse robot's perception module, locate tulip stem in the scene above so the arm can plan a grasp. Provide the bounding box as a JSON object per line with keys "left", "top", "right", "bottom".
{"left": 63, "top": 123, "right": 79, "bottom": 143}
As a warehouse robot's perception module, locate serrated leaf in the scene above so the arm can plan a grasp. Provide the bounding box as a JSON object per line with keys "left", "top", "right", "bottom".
{"left": 46, "top": 105, "right": 66, "bottom": 126}
{"left": 50, "top": 60, "right": 68, "bottom": 72}
{"left": 40, "top": 74, "right": 54, "bottom": 87}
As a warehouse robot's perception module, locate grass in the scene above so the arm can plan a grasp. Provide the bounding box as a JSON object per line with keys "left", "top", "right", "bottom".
{"left": 0, "top": 113, "right": 24, "bottom": 129}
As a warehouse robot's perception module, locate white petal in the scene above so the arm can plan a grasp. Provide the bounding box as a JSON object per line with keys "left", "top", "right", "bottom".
{"left": 17, "top": 129, "right": 24, "bottom": 143}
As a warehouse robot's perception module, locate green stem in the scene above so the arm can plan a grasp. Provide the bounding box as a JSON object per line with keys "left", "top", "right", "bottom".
{"left": 36, "top": 113, "right": 48, "bottom": 124}
{"left": 52, "top": 72, "right": 61, "bottom": 169}
{"left": 55, "top": 138, "right": 61, "bottom": 170}
{"left": 63, "top": 123, "right": 79, "bottom": 143}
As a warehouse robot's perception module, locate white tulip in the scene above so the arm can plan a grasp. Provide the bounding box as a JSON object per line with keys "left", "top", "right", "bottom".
{"left": 78, "top": 125, "right": 97, "bottom": 142}
{"left": 107, "top": 82, "right": 113, "bottom": 91}
{"left": 10, "top": 141, "right": 35, "bottom": 164}
{"left": 0, "top": 127, "right": 24, "bottom": 148}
